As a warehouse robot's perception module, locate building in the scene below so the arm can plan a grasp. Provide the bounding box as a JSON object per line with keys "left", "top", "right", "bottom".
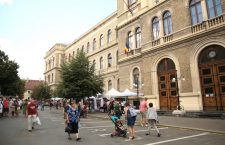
{"left": 24, "top": 79, "right": 44, "bottom": 100}
{"left": 44, "top": 0, "right": 225, "bottom": 111}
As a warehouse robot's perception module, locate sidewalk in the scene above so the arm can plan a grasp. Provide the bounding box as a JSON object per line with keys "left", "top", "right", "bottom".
{"left": 87, "top": 112, "right": 225, "bottom": 135}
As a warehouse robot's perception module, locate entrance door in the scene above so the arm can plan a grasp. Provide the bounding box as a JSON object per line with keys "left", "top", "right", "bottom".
{"left": 198, "top": 45, "right": 225, "bottom": 111}
{"left": 199, "top": 62, "right": 225, "bottom": 110}
{"left": 158, "top": 58, "right": 178, "bottom": 110}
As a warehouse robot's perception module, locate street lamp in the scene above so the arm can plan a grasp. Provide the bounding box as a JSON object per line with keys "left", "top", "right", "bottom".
{"left": 133, "top": 75, "right": 144, "bottom": 109}
{"left": 172, "top": 75, "right": 185, "bottom": 110}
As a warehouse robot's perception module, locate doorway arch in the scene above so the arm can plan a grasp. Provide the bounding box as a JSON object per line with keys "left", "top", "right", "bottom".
{"left": 157, "top": 58, "right": 178, "bottom": 110}
{"left": 198, "top": 45, "right": 225, "bottom": 111}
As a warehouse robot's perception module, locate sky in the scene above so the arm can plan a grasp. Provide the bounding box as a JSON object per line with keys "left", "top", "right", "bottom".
{"left": 0, "top": 0, "right": 117, "bottom": 80}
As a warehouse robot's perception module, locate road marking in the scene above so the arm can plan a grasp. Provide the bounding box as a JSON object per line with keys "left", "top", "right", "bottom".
{"left": 80, "top": 125, "right": 114, "bottom": 129}
{"left": 81, "top": 121, "right": 111, "bottom": 124}
{"left": 125, "top": 136, "right": 142, "bottom": 141}
{"left": 88, "top": 128, "right": 106, "bottom": 132}
{"left": 98, "top": 127, "right": 168, "bottom": 137}
{"left": 145, "top": 132, "right": 209, "bottom": 145}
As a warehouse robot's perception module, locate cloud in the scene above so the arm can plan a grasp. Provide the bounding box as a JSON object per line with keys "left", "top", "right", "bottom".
{"left": 0, "top": 0, "right": 13, "bottom": 5}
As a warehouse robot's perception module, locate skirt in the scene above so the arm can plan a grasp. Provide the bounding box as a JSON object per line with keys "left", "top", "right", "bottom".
{"left": 127, "top": 116, "right": 136, "bottom": 126}
{"left": 66, "top": 122, "right": 78, "bottom": 134}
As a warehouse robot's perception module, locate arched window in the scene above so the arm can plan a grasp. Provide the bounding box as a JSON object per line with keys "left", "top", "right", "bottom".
{"left": 190, "top": 0, "right": 203, "bottom": 25}
{"left": 107, "top": 29, "right": 112, "bottom": 43}
{"left": 135, "top": 27, "right": 141, "bottom": 48}
{"left": 108, "top": 80, "right": 112, "bottom": 90}
{"left": 108, "top": 53, "right": 112, "bottom": 68}
{"left": 133, "top": 68, "right": 139, "bottom": 87}
{"left": 100, "top": 57, "right": 103, "bottom": 70}
{"left": 87, "top": 42, "right": 90, "bottom": 53}
{"left": 93, "top": 38, "right": 96, "bottom": 51}
{"left": 152, "top": 17, "right": 160, "bottom": 40}
{"left": 81, "top": 45, "right": 84, "bottom": 52}
{"left": 128, "top": 31, "right": 133, "bottom": 50}
{"left": 206, "top": 0, "right": 222, "bottom": 19}
{"left": 52, "top": 57, "right": 55, "bottom": 67}
{"left": 93, "top": 59, "right": 96, "bottom": 70}
{"left": 68, "top": 54, "right": 71, "bottom": 62}
{"left": 163, "top": 11, "right": 173, "bottom": 35}
{"left": 100, "top": 34, "right": 104, "bottom": 47}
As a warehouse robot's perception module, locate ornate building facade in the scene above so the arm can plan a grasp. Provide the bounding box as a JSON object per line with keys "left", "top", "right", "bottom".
{"left": 44, "top": 0, "right": 225, "bottom": 111}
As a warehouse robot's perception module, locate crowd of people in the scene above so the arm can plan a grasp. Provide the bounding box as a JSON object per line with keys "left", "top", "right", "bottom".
{"left": 0, "top": 96, "right": 161, "bottom": 141}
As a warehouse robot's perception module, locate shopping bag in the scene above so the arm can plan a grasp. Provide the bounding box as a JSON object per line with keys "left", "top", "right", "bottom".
{"left": 36, "top": 117, "right": 41, "bottom": 125}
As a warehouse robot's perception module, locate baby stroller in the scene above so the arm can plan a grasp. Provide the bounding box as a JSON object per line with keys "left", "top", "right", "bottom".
{"left": 109, "top": 114, "right": 127, "bottom": 138}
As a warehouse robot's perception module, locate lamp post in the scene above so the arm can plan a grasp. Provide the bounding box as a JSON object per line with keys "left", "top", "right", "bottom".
{"left": 172, "top": 74, "right": 185, "bottom": 110}
{"left": 133, "top": 75, "right": 144, "bottom": 109}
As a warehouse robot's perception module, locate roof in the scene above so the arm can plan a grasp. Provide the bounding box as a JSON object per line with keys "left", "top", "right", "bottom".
{"left": 25, "top": 80, "right": 44, "bottom": 90}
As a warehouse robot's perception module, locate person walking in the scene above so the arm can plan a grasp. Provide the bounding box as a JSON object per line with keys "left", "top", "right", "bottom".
{"left": 139, "top": 98, "right": 148, "bottom": 127}
{"left": 26, "top": 98, "right": 38, "bottom": 132}
{"left": 22, "top": 99, "right": 28, "bottom": 117}
{"left": 124, "top": 102, "right": 137, "bottom": 140}
{"left": 65, "top": 101, "right": 81, "bottom": 141}
{"left": 3, "top": 97, "right": 9, "bottom": 117}
{"left": 145, "top": 102, "right": 161, "bottom": 137}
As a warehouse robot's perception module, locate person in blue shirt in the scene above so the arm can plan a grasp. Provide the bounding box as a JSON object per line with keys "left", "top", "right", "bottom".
{"left": 66, "top": 101, "right": 81, "bottom": 141}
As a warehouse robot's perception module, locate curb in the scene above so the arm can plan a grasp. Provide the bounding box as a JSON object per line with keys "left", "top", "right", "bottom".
{"left": 88, "top": 115, "right": 225, "bottom": 135}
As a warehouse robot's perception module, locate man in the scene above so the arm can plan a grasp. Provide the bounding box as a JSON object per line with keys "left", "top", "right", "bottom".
{"left": 139, "top": 98, "right": 148, "bottom": 127}
{"left": 26, "top": 98, "right": 38, "bottom": 132}
{"left": 3, "top": 97, "right": 9, "bottom": 117}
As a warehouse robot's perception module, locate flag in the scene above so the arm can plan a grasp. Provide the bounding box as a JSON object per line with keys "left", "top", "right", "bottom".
{"left": 124, "top": 38, "right": 130, "bottom": 55}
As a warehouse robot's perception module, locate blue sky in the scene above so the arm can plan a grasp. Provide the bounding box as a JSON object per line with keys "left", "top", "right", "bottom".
{"left": 0, "top": 0, "right": 117, "bottom": 80}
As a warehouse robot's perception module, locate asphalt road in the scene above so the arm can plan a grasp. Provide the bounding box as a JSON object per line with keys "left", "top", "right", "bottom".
{"left": 0, "top": 109, "right": 225, "bottom": 145}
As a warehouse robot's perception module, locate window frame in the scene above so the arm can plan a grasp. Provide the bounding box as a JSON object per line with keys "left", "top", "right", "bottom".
{"left": 107, "top": 29, "right": 112, "bottom": 43}
{"left": 152, "top": 17, "right": 160, "bottom": 40}
{"left": 189, "top": 0, "right": 203, "bottom": 25}
{"left": 135, "top": 27, "right": 141, "bottom": 49}
{"left": 206, "top": 0, "right": 223, "bottom": 19}
{"left": 108, "top": 53, "right": 112, "bottom": 68}
{"left": 163, "top": 11, "right": 173, "bottom": 36}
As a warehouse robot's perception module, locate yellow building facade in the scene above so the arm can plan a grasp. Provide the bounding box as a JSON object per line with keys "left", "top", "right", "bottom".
{"left": 44, "top": 0, "right": 225, "bottom": 111}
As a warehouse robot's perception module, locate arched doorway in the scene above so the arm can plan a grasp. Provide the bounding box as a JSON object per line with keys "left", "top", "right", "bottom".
{"left": 157, "top": 58, "right": 178, "bottom": 110}
{"left": 198, "top": 45, "right": 225, "bottom": 111}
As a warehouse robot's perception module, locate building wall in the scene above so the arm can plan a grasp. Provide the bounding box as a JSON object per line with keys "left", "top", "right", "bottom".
{"left": 44, "top": 0, "right": 225, "bottom": 111}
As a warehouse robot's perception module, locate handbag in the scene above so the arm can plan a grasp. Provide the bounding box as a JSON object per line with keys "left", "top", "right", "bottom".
{"left": 36, "top": 117, "right": 41, "bottom": 125}
{"left": 65, "top": 124, "right": 72, "bottom": 133}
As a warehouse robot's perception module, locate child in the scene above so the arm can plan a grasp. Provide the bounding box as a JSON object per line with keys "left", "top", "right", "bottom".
{"left": 145, "top": 102, "right": 161, "bottom": 137}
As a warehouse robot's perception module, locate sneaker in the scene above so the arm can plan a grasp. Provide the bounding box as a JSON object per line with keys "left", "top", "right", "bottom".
{"left": 145, "top": 133, "right": 150, "bottom": 136}
{"left": 76, "top": 137, "right": 81, "bottom": 141}
{"left": 157, "top": 133, "right": 161, "bottom": 137}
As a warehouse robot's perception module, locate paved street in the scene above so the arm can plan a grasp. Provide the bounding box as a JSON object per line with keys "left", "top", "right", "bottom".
{"left": 0, "top": 108, "right": 225, "bottom": 145}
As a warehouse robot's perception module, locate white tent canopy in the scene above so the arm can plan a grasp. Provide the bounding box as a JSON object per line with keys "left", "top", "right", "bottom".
{"left": 121, "top": 89, "right": 137, "bottom": 96}
{"left": 104, "top": 88, "right": 123, "bottom": 99}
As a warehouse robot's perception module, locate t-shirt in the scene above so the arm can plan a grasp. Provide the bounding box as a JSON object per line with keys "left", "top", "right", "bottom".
{"left": 139, "top": 101, "right": 147, "bottom": 112}
{"left": 3, "top": 100, "right": 9, "bottom": 108}
{"left": 67, "top": 107, "right": 80, "bottom": 123}
{"left": 27, "top": 102, "right": 37, "bottom": 115}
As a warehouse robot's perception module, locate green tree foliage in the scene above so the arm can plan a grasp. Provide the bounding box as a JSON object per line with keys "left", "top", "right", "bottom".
{"left": 60, "top": 51, "right": 104, "bottom": 100}
{"left": 32, "top": 83, "right": 52, "bottom": 100}
{"left": 0, "top": 50, "right": 24, "bottom": 96}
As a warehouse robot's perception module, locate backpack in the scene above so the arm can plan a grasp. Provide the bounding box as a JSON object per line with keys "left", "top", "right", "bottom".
{"left": 128, "top": 107, "right": 137, "bottom": 117}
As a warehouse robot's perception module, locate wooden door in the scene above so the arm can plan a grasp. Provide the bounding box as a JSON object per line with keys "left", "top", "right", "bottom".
{"left": 199, "top": 62, "right": 225, "bottom": 110}
{"left": 158, "top": 58, "right": 177, "bottom": 110}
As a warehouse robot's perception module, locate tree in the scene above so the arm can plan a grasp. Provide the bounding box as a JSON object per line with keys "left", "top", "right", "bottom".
{"left": 32, "top": 83, "right": 52, "bottom": 100}
{"left": 60, "top": 51, "right": 104, "bottom": 100}
{"left": 0, "top": 50, "right": 22, "bottom": 96}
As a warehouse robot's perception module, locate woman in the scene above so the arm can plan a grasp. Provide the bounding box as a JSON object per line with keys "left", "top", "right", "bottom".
{"left": 66, "top": 101, "right": 81, "bottom": 141}
{"left": 124, "top": 102, "right": 136, "bottom": 140}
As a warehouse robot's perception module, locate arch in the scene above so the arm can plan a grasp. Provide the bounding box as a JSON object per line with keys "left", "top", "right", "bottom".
{"left": 190, "top": 38, "right": 225, "bottom": 110}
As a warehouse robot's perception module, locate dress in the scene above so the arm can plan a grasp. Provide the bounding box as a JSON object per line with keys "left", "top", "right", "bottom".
{"left": 66, "top": 107, "right": 80, "bottom": 134}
